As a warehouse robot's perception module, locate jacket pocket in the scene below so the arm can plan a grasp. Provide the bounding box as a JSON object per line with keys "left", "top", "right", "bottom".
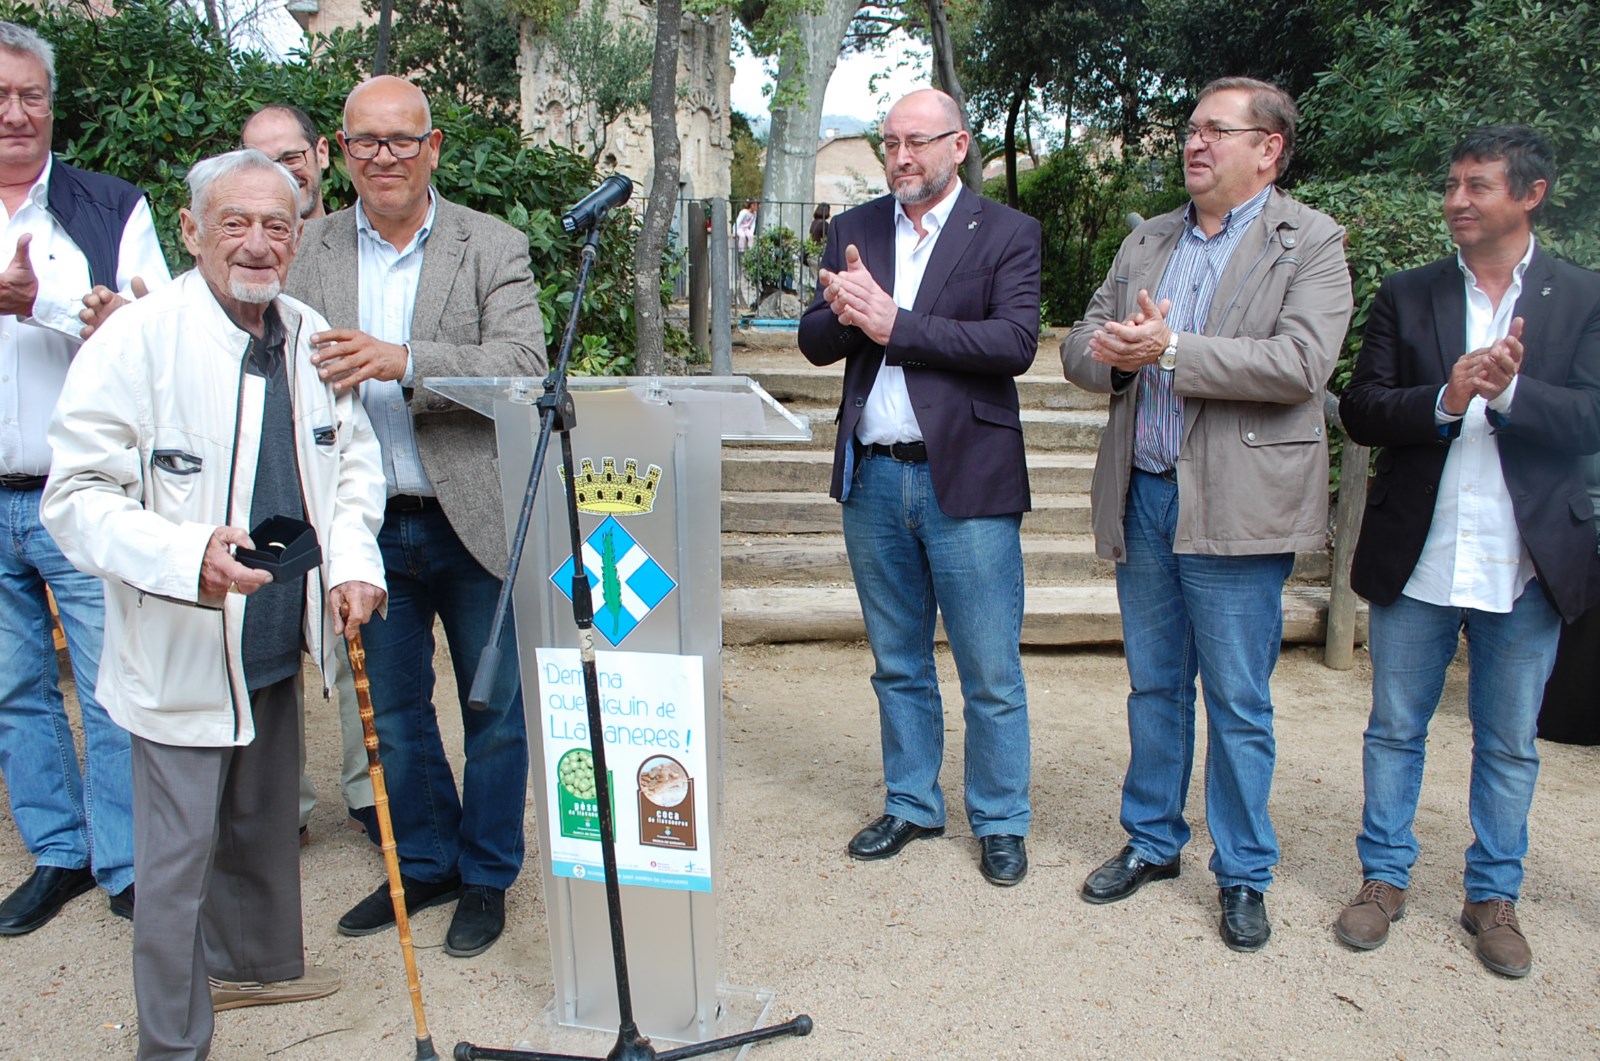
{"left": 972, "top": 397, "right": 1023, "bottom": 433}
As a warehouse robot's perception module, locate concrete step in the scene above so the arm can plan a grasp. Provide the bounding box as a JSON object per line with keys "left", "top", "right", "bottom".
{"left": 750, "top": 367, "right": 1100, "bottom": 411}
{"left": 723, "top": 491, "right": 1092, "bottom": 535}
{"left": 722, "top": 534, "right": 1331, "bottom": 586}
{"left": 722, "top": 584, "right": 1362, "bottom": 647}
{"left": 721, "top": 449, "right": 1098, "bottom": 494}
{"left": 732, "top": 407, "right": 1108, "bottom": 454}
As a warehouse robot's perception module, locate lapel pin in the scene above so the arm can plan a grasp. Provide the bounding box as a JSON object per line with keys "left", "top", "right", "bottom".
{"left": 968, "top": 220, "right": 978, "bottom": 230}
{"left": 1541, "top": 286, "right": 1551, "bottom": 296}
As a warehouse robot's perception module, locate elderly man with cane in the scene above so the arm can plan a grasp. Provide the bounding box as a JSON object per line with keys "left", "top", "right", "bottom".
{"left": 42, "top": 148, "right": 387, "bottom": 1061}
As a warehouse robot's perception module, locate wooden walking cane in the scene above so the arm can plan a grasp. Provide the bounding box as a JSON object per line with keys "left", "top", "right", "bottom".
{"left": 347, "top": 625, "right": 440, "bottom": 1061}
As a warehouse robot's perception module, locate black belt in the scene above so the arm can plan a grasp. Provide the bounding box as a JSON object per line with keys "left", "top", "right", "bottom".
{"left": 0, "top": 474, "right": 46, "bottom": 491}
{"left": 1134, "top": 467, "right": 1178, "bottom": 484}
{"left": 386, "top": 494, "right": 441, "bottom": 513}
{"left": 861, "top": 441, "right": 928, "bottom": 462}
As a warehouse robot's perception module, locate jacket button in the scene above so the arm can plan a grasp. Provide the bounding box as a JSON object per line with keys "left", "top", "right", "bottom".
{"left": 1112, "top": 546, "right": 1123, "bottom": 559}
{"left": 1245, "top": 431, "right": 1257, "bottom": 442}
{"left": 853, "top": 397, "right": 865, "bottom": 407}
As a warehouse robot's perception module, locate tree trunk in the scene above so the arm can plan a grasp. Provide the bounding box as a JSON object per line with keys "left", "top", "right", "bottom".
{"left": 632, "top": 0, "right": 682, "bottom": 376}
{"left": 925, "top": 0, "right": 983, "bottom": 191}
{"left": 758, "top": 0, "right": 858, "bottom": 239}
{"left": 1003, "top": 76, "right": 1026, "bottom": 207}
{"left": 374, "top": 0, "right": 394, "bottom": 74}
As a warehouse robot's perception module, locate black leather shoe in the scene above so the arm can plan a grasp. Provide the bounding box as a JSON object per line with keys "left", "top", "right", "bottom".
{"left": 1081, "top": 845, "right": 1179, "bottom": 904}
{"left": 337, "top": 873, "right": 462, "bottom": 936}
{"left": 978, "top": 835, "right": 1027, "bottom": 886}
{"left": 847, "top": 815, "right": 944, "bottom": 861}
{"left": 109, "top": 884, "right": 135, "bottom": 921}
{"left": 444, "top": 885, "right": 505, "bottom": 957}
{"left": 1219, "top": 885, "right": 1271, "bottom": 952}
{"left": 0, "top": 865, "right": 95, "bottom": 935}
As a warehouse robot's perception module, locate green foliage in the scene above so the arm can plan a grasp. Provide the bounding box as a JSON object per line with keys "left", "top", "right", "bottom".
{"left": 1301, "top": 0, "right": 1600, "bottom": 263}
{"left": 742, "top": 225, "right": 802, "bottom": 300}
{"left": 996, "top": 139, "right": 1186, "bottom": 328}
{"left": 6, "top": 0, "right": 650, "bottom": 374}
{"left": 729, "top": 111, "right": 764, "bottom": 205}
{"left": 357, "top": 0, "right": 523, "bottom": 121}
{"left": 542, "top": 0, "right": 654, "bottom": 163}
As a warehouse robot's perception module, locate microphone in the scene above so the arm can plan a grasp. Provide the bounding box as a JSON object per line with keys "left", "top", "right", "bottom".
{"left": 561, "top": 174, "right": 634, "bottom": 234}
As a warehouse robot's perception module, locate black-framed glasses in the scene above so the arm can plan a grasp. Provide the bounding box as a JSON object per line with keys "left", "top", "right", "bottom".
{"left": 341, "top": 132, "right": 432, "bottom": 160}
{"left": 0, "top": 91, "right": 50, "bottom": 116}
{"left": 1183, "top": 124, "right": 1270, "bottom": 143}
{"left": 882, "top": 130, "right": 960, "bottom": 155}
{"left": 265, "top": 148, "right": 311, "bottom": 170}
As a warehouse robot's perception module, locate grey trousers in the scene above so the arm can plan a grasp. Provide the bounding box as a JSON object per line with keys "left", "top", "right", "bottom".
{"left": 131, "top": 675, "right": 304, "bottom": 1061}
{"left": 297, "top": 640, "right": 376, "bottom": 828}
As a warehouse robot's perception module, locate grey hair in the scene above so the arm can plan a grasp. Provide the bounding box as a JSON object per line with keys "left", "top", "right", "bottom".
{"left": 186, "top": 149, "right": 300, "bottom": 225}
{"left": 0, "top": 22, "right": 55, "bottom": 96}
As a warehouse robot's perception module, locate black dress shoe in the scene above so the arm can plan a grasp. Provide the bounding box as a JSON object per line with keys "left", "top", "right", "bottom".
{"left": 337, "top": 873, "right": 462, "bottom": 936}
{"left": 1080, "top": 844, "right": 1179, "bottom": 904}
{"left": 847, "top": 815, "right": 944, "bottom": 861}
{"left": 978, "top": 835, "right": 1027, "bottom": 886}
{"left": 0, "top": 865, "right": 95, "bottom": 935}
{"left": 1219, "top": 885, "right": 1271, "bottom": 952}
{"left": 109, "top": 884, "right": 135, "bottom": 921}
{"left": 445, "top": 885, "right": 505, "bottom": 957}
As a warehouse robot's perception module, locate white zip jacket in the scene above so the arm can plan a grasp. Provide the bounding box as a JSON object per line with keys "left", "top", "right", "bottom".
{"left": 42, "top": 270, "right": 387, "bottom": 747}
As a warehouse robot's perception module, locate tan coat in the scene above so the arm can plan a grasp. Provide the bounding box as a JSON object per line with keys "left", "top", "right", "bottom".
{"left": 1061, "top": 189, "right": 1353, "bottom": 559}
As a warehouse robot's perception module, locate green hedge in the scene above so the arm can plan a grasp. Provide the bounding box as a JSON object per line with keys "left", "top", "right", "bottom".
{"left": 6, "top": 0, "right": 642, "bottom": 373}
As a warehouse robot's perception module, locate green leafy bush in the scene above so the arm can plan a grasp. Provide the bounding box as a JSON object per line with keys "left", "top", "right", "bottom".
{"left": 6, "top": 0, "right": 645, "bottom": 373}
{"left": 742, "top": 226, "right": 802, "bottom": 302}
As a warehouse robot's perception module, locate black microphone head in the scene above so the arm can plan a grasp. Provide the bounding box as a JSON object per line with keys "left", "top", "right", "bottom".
{"left": 562, "top": 174, "right": 636, "bottom": 235}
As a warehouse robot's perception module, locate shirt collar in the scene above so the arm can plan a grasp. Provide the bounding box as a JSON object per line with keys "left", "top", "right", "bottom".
{"left": 1184, "top": 184, "right": 1273, "bottom": 240}
{"left": 355, "top": 186, "right": 437, "bottom": 255}
{"left": 893, "top": 178, "right": 963, "bottom": 235}
{"left": 1458, "top": 233, "right": 1537, "bottom": 290}
{"left": 24, "top": 154, "right": 51, "bottom": 209}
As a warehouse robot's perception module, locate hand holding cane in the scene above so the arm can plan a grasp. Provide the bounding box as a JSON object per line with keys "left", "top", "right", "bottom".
{"left": 347, "top": 615, "right": 440, "bottom": 1061}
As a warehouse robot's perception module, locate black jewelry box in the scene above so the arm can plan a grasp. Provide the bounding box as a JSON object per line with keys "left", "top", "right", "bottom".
{"left": 235, "top": 516, "right": 322, "bottom": 581}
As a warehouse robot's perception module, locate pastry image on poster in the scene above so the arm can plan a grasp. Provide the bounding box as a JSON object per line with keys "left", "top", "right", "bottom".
{"left": 637, "top": 755, "right": 697, "bottom": 850}
{"left": 557, "top": 748, "right": 614, "bottom": 842}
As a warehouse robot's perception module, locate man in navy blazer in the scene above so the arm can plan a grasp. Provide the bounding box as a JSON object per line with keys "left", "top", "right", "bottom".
{"left": 798, "top": 88, "right": 1041, "bottom": 886}
{"left": 1337, "top": 126, "right": 1600, "bottom": 977}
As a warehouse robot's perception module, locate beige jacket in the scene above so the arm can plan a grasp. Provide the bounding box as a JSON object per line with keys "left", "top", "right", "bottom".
{"left": 1061, "top": 189, "right": 1353, "bottom": 558}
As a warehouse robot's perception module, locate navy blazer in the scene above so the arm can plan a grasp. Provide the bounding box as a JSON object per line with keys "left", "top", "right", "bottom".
{"left": 1340, "top": 248, "right": 1600, "bottom": 622}
{"left": 796, "top": 188, "right": 1042, "bottom": 518}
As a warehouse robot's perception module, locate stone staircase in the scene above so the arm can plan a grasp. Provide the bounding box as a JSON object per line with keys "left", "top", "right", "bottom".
{"left": 719, "top": 336, "right": 1350, "bottom": 647}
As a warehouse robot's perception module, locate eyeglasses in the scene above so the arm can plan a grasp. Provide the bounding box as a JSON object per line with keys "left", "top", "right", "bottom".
{"left": 882, "top": 130, "right": 960, "bottom": 155}
{"left": 341, "top": 132, "right": 432, "bottom": 160}
{"left": 265, "top": 148, "right": 311, "bottom": 170}
{"left": 0, "top": 91, "right": 50, "bottom": 116}
{"left": 1183, "top": 124, "right": 1270, "bottom": 143}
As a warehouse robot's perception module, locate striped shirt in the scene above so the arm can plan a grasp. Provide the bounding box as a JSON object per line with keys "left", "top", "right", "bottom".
{"left": 1132, "top": 185, "right": 1273, "bottom": 473}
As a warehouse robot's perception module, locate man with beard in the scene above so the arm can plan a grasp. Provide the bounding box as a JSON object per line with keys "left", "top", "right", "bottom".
{"left": 42, "top": 148, "right": 387, "bottom": 1059}
{"left": 1062, "top": 78, "right": 1353, "bottom": 951}
{"left": 241, "top": 104, "right": 330, "bottom": 221}
{"left": 797, "top": 88, "right": 1041, "bottom": 887}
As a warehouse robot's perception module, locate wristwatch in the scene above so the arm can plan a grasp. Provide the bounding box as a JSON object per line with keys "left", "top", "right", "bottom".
{"left": 1158, "top": 331, "right": 1178, "bottom": 371}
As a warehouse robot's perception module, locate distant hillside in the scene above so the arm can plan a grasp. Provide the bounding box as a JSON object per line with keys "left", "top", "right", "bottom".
{"left": 733, "top": 113, "right": 873, "bottom": 142}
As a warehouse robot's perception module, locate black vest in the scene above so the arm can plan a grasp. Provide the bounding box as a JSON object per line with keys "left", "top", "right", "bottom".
{"left": 44, "top": 156, "right": 149, "bottom": 290}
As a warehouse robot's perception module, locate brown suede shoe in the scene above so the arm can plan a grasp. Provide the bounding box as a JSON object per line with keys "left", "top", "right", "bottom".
{"left": 1460, "top": 899, "right": 1533, "bottom": 978}
{"left": 1333, "top": 879, "right": 1407, "bottom": 950}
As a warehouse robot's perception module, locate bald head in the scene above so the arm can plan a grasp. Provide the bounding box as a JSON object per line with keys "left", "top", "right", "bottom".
{"left": 885, "top": 89, "right": 963, "bottom": 136}
{"left": 880, "top": 88, "right": 968, "bottom": 215}
{"left": 344, "top": 75, "right": 432, "bottom": 133}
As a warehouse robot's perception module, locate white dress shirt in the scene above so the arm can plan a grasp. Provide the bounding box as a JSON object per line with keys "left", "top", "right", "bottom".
{"left": 0, "top": 156, "right": 168, "bottom": 476}
{"left": 356, "top": 192, "right": 437, "bottom": 497}
{"left": 1403, "top": 236, "right": 1537, "bottom": 612}
{"left": 856, "top": 179, "right": 964, "bottom": 446}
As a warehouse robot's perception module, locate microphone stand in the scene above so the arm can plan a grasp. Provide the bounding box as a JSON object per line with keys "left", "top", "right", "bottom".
{"left": 456, "top": 217, "right": 812, "bottom": 1061}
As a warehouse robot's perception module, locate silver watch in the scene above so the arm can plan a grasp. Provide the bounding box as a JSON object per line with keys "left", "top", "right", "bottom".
{"left": 1158, "top": 332, "right": 1178, "bottom": 371}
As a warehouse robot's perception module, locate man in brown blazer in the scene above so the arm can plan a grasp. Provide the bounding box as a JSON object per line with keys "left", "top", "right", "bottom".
{"left": 285, "top": 75, "right": 546, "bottom": 957}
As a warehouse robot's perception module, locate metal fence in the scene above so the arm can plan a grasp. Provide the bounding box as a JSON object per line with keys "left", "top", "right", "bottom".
{"left": 666, "top": 198, "right": 839, "bottom": 311}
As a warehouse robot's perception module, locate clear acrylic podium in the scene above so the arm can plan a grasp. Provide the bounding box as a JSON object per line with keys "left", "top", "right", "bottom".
{"left": 424, "top": 375, "right": 808, "bottom": 1050}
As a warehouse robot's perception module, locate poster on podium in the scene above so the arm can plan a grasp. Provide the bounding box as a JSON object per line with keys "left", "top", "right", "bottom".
{"left": 535, "top": 647, "right": 712, "bottom": 893}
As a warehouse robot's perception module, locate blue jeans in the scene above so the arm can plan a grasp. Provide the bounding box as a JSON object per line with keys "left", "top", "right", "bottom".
{"left": 1358, "top": 587, "right": 1559, "bottom": 902}
{"left": 840, "top": 451, "right": 1030, "bottom": 837}
{"left": 1115, "top": 470, "right": 1293, "bottom": 889}
{"left": 360, "top": 505, "right": 527, "bottom": 889}
{"left": 0, "top": 487, "right": 132, "bottom": 894}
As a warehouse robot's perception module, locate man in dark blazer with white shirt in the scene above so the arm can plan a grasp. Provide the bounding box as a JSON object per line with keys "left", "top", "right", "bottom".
{"left": 798, "top": 88, "right": 1041, "bottom": 887}
{"left": 1337, "top": 125, "right": 1600, "bottom": 978}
